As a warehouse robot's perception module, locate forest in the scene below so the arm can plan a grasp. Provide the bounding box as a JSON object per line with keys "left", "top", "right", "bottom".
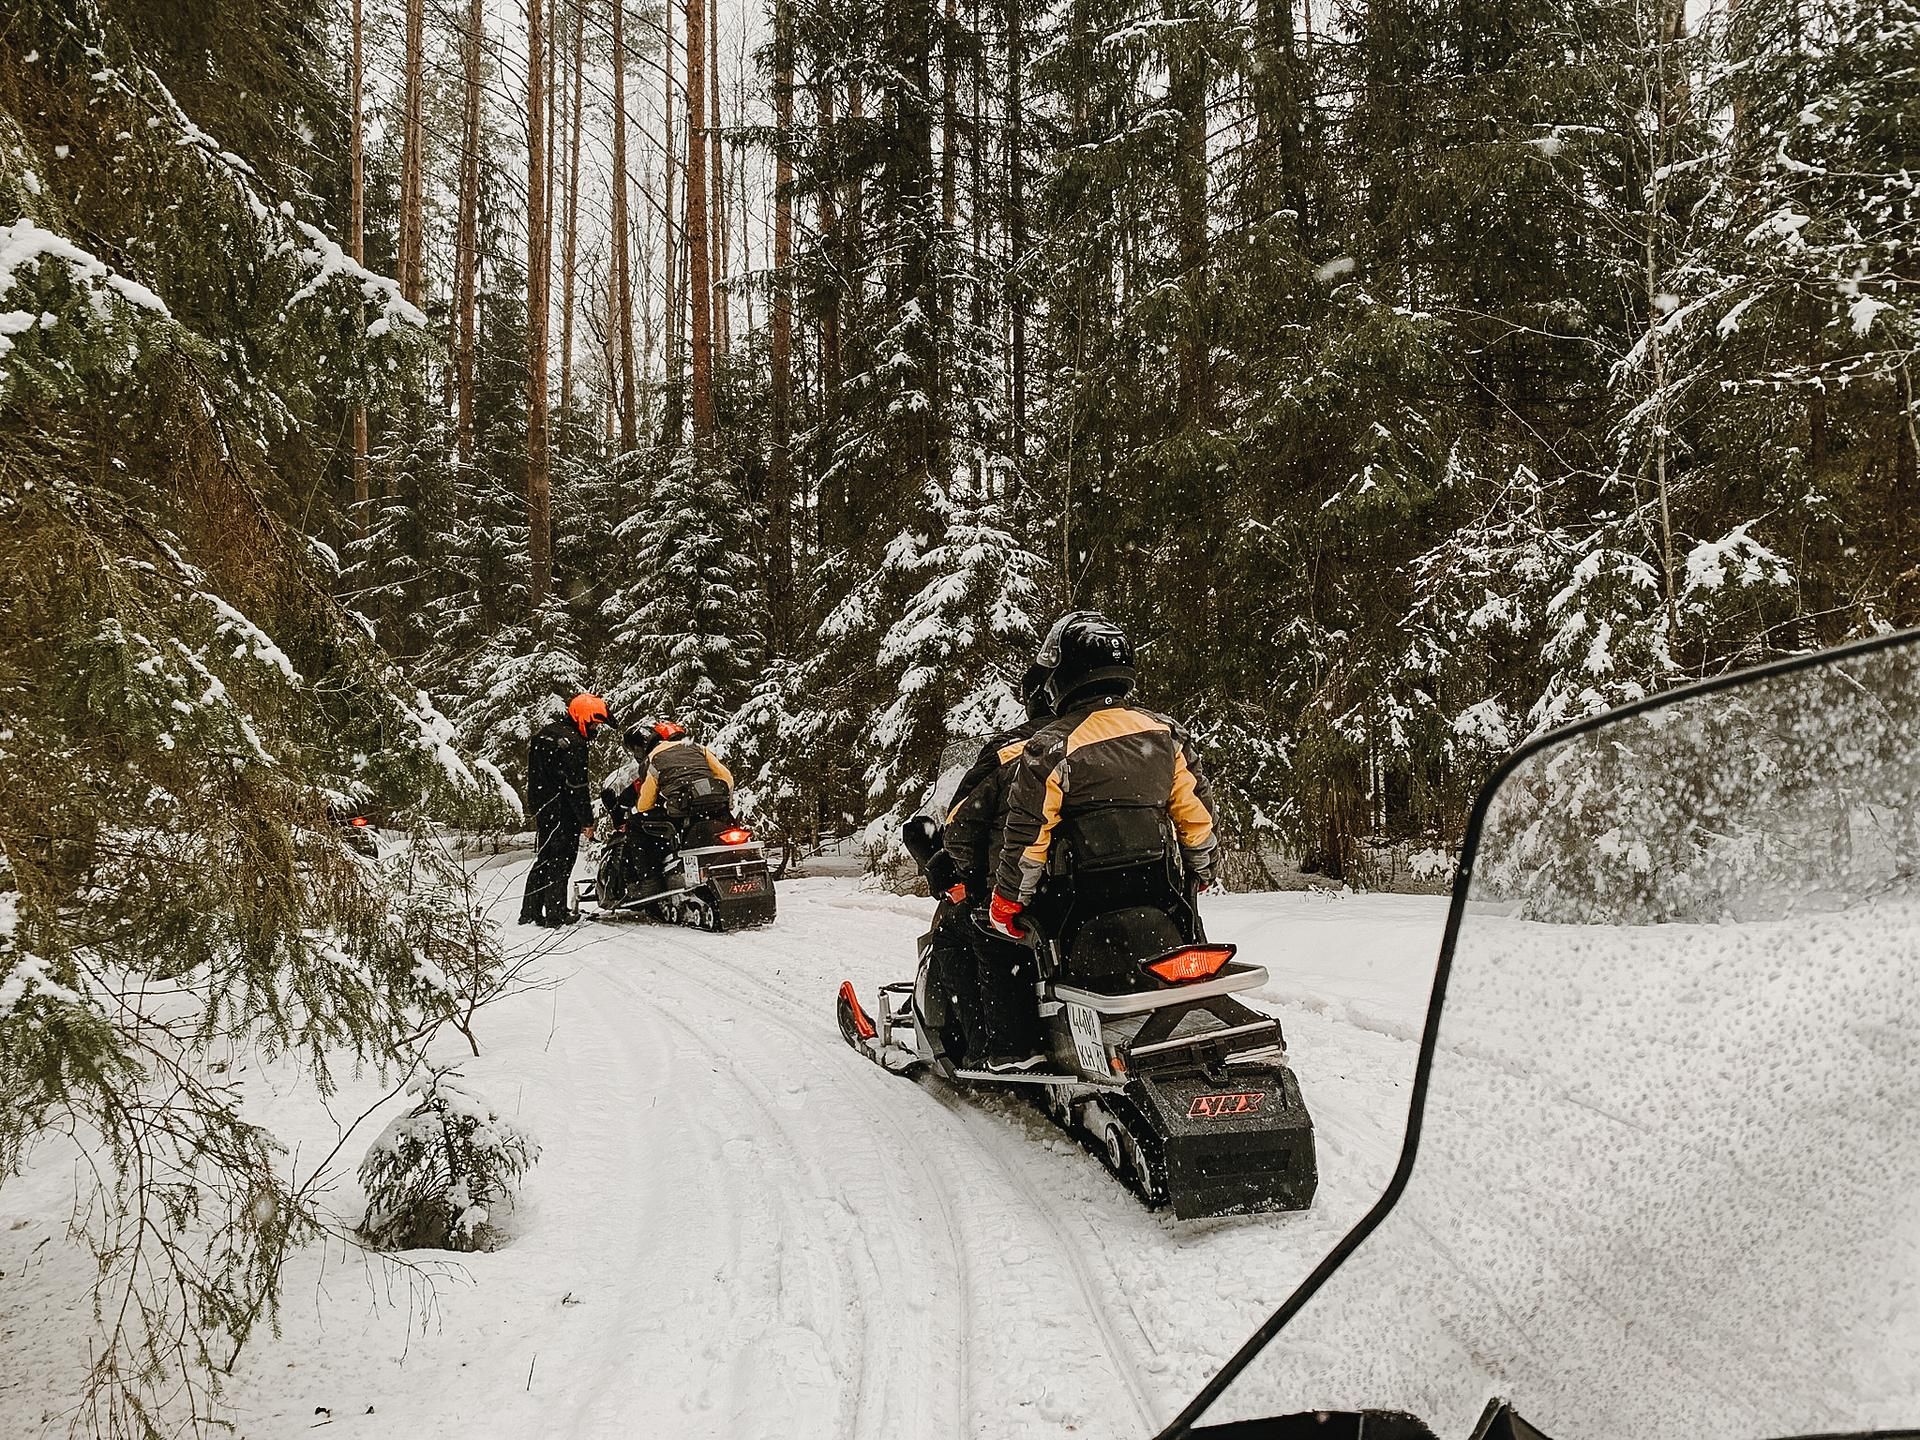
{"left": 4, "top": 0, "right": 1914, "bottom": 882}
{"left": 0, "top": 0, "right": 1914, "bottom": 1429}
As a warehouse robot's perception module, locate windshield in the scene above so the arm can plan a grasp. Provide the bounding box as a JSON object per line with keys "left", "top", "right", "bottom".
{"left": 1205, "top": 637, "right": 1920, "bottom": 1438}
{"left": 920, "top": 733, "right": 995, "bottom": 821}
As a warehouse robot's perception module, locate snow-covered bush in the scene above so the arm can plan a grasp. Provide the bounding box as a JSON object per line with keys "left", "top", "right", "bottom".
{"left": 1478, "top": 642, "right": 1920, "bottom": 924}
{"left": 359, "top": 1067, "right": 540, "bottom": 1253}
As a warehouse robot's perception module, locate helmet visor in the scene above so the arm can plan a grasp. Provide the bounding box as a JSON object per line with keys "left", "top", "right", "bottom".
{"left": 1034, "top": 610, "right": 1100, "bottom": 669}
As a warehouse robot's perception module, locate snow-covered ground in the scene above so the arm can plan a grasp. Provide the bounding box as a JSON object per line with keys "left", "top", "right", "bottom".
{"left": 0, "top": 870, "right": 1445, "bottom": 1440}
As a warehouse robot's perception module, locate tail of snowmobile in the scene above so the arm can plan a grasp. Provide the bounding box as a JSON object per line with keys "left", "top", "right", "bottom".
{"left": 575, "top": 816, "right": 776, "bottom": 931}
{"left": 836, "top": 933, "right": 1317, "bottom": 1218}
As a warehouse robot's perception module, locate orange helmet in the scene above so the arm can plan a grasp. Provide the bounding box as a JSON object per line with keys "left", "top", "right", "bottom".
{"left": 652, "top": 720, "right": 686, "bottom": 743}
{"left": 567, "top": 693, "right": 611, "bottom": 737}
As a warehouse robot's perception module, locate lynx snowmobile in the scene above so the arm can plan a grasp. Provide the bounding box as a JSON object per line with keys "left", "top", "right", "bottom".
{"left": 836, "top": 810, "right": 1316, "bottom": 1219}
{"left": 571, "top": 805, "right": 776, "bottom": 933}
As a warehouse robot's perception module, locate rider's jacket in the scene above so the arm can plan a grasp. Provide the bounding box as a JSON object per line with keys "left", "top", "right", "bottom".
{"left": 633, "top": 739, "right": 734, "bottom": 817}
{"left": 527, "top": 714, "right": 593, "bottom": 832}
{"left": 942, "top": 717, "right": 1047, "bottom": 895}
{"left": 992, "top": 695, "right": 1218, "bottom": 905}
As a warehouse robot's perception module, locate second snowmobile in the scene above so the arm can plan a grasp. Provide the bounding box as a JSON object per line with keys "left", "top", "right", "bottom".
{"left": 836, "top": 813, "right": 1316, "bottom": 1219}
{"left": 572, "top": 806, "right": 777, "bottom": 932}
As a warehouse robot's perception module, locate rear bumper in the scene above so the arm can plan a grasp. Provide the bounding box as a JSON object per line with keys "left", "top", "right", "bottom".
{"left": 1134, "top": 1064, "right": 1318, "bottom": 1218}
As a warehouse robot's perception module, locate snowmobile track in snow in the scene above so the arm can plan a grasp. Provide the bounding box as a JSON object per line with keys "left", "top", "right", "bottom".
{"left": 638, "top": 933, "right": 1164, "bottom": 1437}
{"left": 609, "top": 942, "right": 979, "bottom": 1440}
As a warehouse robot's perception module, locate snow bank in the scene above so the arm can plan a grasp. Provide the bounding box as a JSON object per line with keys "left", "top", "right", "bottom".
{"left": 1226, "top": 900, "right": 1920, "bottom": 1438}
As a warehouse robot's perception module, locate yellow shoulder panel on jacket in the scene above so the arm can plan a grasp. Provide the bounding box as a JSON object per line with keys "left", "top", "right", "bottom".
{"left": 1065, "top": 706, "right": 1167, "bottom": 753}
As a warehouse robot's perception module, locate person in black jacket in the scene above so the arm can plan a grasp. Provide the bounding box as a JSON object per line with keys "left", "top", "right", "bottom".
{"left": 989, "top": 613, "right": 1219, "bottom": 941}
{"left": 924, "top": 665, "right": 1051, "bottom": 1071}
{"left": 519, "top": 692, "right": 611, "bottom": 927}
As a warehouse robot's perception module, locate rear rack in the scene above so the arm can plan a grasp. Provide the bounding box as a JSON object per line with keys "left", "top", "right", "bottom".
{"left": 1051, "top": 961, "right": 1267, "bottom": 1016}
{"left": 1122, "top": 993, "right": 1288, "bottom": 1078}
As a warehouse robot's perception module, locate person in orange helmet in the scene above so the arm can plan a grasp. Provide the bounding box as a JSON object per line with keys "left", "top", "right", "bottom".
{"left": 519, "top": 692, "right": 611, "bottom": 927}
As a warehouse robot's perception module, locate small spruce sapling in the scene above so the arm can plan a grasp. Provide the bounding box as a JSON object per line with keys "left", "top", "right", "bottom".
{"left": 359, "top": 1066, "right": 540, "bottom": 1252}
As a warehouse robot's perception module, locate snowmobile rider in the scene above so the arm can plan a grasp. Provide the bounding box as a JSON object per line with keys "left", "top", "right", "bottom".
{"left": 608, "top": 720, "right": 736, "bottom": 827}
{"left": 924, "top": 663, "right": 1053, "bottom": 1070}
{"left": 597, "top": 720, "right": 738, "bottom": 885}
{"left": 989, "top": 612, "right": 1220, "bottom": 947}
{"left": 519, "top": 692, "right": 610, "bottom": 928}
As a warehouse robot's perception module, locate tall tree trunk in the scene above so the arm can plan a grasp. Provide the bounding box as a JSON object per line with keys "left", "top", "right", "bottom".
{"left": 527, "top": 0, "right": 554, "bottom": 609}
{"left": 815, "top": 78, "right": 842, "bottom": 505}
{"left": 611, "top": 0, "right": 639, "bottom": 449}
{"left": 969, "top": 0, "right": 986, "bottom": 344}
{"left": 738, "top": 41, "right": 756, "bottom": 342}
{"left": 938, "top": 0, "right": 958, "bottom": 423}
{"left": 560, "top": 0, "right": 586, "bottom": 440}
{"left": 768, "top": 0, "right": 796, "bottom": 643}
{"left": 398, "top": 0, "right": 427, "bottom": 305}
{"left": 847, "top": 76, "right": 867, "bottom": 272}
{"left": 350, "top": 0, "right": 369, "bottom": 533}
{"left": 1167, "top": 0, "right": 1210, "bottom": 423}
{"left": 685, "top": 0, "right": 716, "bottom": 443}
{"left": 641, "top": 200, "right": 657, "bottom": 400}
{"left": 1005, "top": 0, "right": 1027, "bottom": 456}
{"left": 710, "top": 0, "right": 730, "bottom": 359}
{"left": 454, "top": 0, "right": 484, "bottom": 471}
{"left": 606, "top": 248, "right": 620, "bottom": 440}
{"left": 546, "top": 0, "right": 560, "bottom": 242}
{"left": 662, "top": 0, "right": 684, "bottom": 449}
{"left": 885, "top": 0, "right": 940, "bottom": 492}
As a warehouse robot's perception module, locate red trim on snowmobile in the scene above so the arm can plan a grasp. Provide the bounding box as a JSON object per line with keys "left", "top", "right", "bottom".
{"left": 838, "top": 980, "right": 877, "bottom": 1040}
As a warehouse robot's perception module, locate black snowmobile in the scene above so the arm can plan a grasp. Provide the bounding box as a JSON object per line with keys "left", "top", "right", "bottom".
{"left": 571, "top": 793, "right": 776, "bottom": 932}
{"left": 836, "top": 810, "right": 1316, "bottom": 1219}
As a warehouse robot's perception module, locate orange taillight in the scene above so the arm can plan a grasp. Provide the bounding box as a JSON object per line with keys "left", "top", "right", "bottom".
{"left": 1145, "top": 945, "right": 1235, "bottom": 983}
{"left": 350, "top": 816, "right": 370, "bottom": 828}
{"left": 719, "top": 826, "right": 752, "bottom": 846}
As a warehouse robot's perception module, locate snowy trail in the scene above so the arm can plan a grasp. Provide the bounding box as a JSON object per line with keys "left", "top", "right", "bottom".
{"left": 0, "top": 871, "right": 1444, "bottom": 1440}
{"left": 600, "top": 902, "right": 1165, "bottom": 1437}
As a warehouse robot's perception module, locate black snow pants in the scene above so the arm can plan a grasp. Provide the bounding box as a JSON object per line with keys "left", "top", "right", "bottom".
{"left": 964, "top": 926, "right": 1042, "bottom": 1061}
{"left": 520, "top": 815, "right": 580, "bottom": 925}
{"left": 926, "top": 904, "right": 1041, "bottom": 1064}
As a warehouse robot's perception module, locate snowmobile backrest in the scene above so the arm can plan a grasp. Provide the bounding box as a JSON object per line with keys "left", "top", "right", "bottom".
{"left": 1048, "top": 805, "right": 1173, "bottom": 876}
{"left": 1061, "top": 904, "right": 1190, "bottom": 991}
{"left": 668, "top": 777, "right": 731, "bottom": 821}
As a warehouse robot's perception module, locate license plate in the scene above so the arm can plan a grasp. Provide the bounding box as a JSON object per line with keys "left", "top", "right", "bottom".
{"left": 1187, "top": 1091, "right": 1267, "bottom": 1120}
{"left": 727, "top": 877, "right": 766, "bottom": 896}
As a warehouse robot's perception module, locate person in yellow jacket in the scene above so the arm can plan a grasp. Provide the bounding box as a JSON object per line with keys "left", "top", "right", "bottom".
{"left": 988, "top": 612, "right": 1219, "bottom": 942}
{"left": 610, "top": 720, "right": 735, "bottom": 825}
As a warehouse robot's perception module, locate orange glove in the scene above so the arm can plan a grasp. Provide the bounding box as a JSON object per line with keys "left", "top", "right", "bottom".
{"left": 944, "top": 882, "right": 969, "bottom": 904}
{"left": 988, "top": 892, "right": 1026, "bottom": 939}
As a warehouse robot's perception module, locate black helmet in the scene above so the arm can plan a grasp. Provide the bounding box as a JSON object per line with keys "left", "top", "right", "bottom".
{"left": 1035, "top": 610, "right": 1134, "bottom": 707}
{"left": 623, "top": 719, "right": 684, "bottom": 757}
{"left": 1019, "top": 662, "right": 1054, "bottom": 722}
